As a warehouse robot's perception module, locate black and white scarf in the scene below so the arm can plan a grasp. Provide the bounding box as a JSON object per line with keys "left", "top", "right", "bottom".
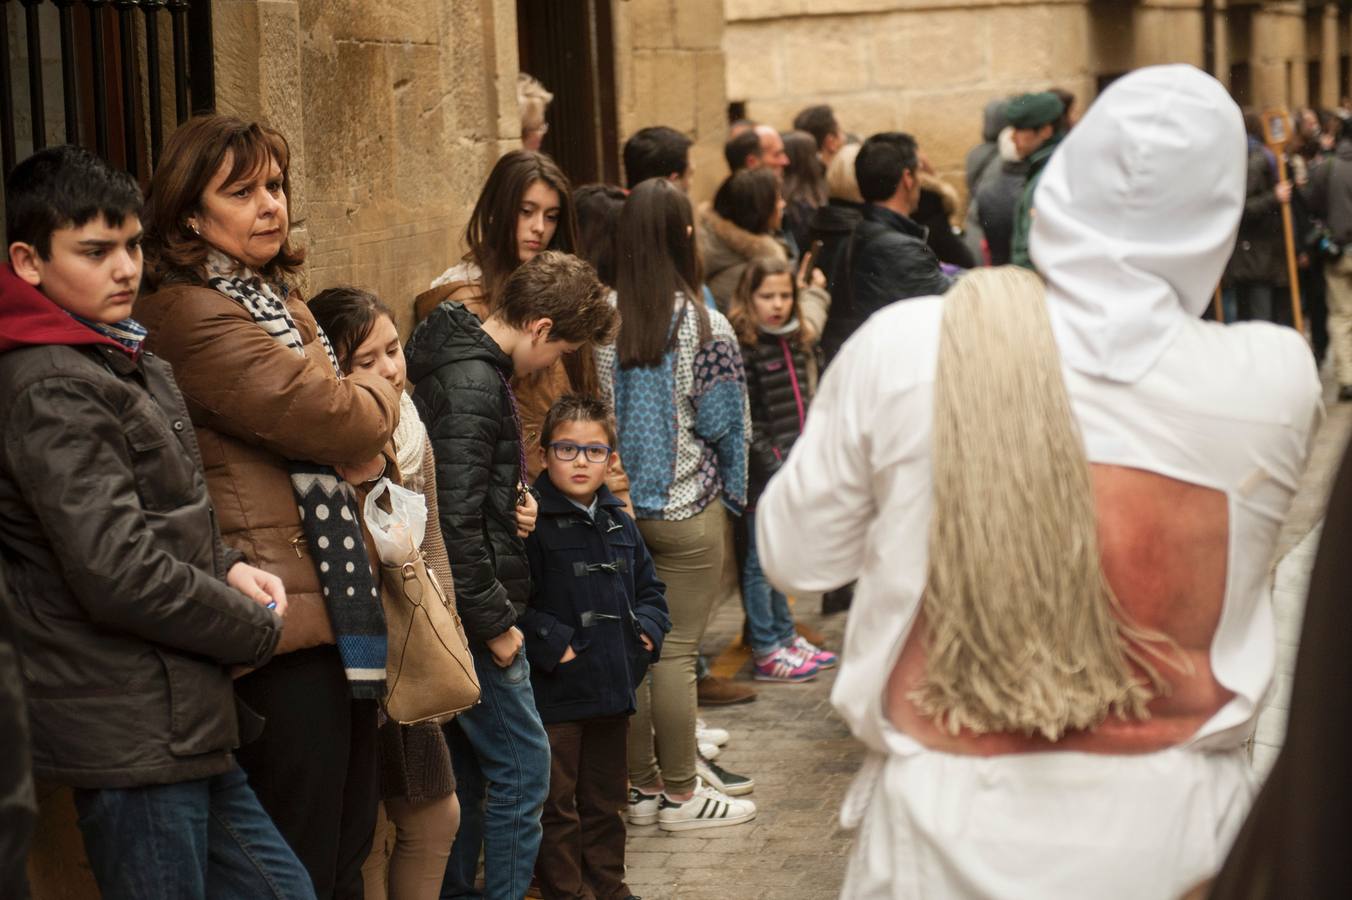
{"left": 205, "top": 251, "right": 387, "bottom": 699}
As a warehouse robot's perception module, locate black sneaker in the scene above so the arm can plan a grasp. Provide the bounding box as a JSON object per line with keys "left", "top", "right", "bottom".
{"left": 696, "top": 754, "right": 754, "bottom": 796}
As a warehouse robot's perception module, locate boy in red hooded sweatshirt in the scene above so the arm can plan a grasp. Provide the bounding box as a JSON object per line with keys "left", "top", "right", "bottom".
{"left": 0, "top": 145, "right": 316, "bottom": 899}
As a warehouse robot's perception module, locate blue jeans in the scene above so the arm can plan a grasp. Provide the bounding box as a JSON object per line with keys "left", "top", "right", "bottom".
{"left": 73, "top": 763, "right": 315, "bottom": 900}
{"left": 440, "top": 648, "right": 550, "bottom": 900}
{"left": 741, "top": 508, "right": 797, "bottom": 657}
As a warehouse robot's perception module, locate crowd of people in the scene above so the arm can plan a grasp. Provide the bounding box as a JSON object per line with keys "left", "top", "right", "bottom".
{"left": 0, "top": 58, "right": 1342, "bottom": 900}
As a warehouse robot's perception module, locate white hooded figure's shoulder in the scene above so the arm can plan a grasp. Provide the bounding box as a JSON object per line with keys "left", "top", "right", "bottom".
{"left": 1169, "top": 318, "right": 1322, "bottom": 427}
{"left": 839, "top": 295, "right": 946, "bottom": 389}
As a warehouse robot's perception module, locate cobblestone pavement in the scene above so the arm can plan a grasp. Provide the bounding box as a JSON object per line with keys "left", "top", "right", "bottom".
{"left": 1255, "top": 372, "right": 1352, "bottom": 775}
{"left": 624, "top": 597, "right": 859, "bottom": 900}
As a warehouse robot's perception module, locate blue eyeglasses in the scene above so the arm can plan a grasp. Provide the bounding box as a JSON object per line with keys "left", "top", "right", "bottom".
{"left": 548, "top": 441, "right": 612, "bottom": 464}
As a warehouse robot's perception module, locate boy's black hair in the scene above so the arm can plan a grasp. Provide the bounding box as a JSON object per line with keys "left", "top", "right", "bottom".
{"left": 623, "top": 126, "right": 693, "bottom": 189}
{"left": 724, "top": 130, "right": 762, "bottom": 173}
{"left": 540, "top": 394, "right": 618, "bottom": 449}
{"left": 855, "top": 132, "right": 919, "bottom": 204}
{"left": 6, "top": 145, "right": 143, "bottom": 258}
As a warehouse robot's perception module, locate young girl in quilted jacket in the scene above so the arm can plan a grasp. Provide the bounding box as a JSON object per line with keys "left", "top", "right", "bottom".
{"left": 310, "top": 287, "right": 461, "bottom": 900}
{"left": 727, "top": 258, "right": 839, "bottom": 683}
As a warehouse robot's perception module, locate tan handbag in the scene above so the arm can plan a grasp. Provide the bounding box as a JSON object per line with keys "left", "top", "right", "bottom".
{"left": 380, "top": 551, "right": 480, "bottom": 724}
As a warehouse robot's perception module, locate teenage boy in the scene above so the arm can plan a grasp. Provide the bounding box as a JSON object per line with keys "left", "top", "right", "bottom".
{"left": 522, "top": 395, "right": 672, "bottom": 899}
{"left": 406, "top": 250, "right": 619, "bottom": 900}
{"left": 0, "top": 146, "right": 314, "bottom": 899}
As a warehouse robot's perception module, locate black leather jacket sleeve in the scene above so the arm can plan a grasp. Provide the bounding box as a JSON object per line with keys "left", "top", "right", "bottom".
{"left": 855, "top": 232, "right": 952, "bottom": 315}
{"left": 4, "top": 379, "right": 278, "bottom": 666}
{"left": 416, "top": 375, "right": 518, "bottom": 644}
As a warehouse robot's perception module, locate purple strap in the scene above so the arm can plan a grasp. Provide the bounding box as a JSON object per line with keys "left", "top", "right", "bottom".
{"left": 497, "top": 369, "right": 530, "bottom": 495}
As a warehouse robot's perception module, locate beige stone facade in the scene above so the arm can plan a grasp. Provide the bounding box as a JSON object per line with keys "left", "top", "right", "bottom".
{"left": 725, "top": 0, "right": 1352, "bottom": 190}
{"left": 211, "top": 0, "right": 730, "bottom": 334}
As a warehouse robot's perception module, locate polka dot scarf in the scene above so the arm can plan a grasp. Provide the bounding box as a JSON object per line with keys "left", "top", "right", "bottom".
{"left": 207, "top": 259, "right": 386, "bottom": 698}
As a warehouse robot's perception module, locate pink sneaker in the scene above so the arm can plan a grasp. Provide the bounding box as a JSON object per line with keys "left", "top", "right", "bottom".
{"left": 791, "top": 635, "right": 838, "bottom": 670}
{"left": 753, "top": 646, "right": 820, "bottom": 683}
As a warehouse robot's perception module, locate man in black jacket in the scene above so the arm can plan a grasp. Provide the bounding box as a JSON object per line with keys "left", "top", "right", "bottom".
{"left": 819, "top": 132, "right": 952, "bottom": 362}
{"left": 406, "top": 251, "right": 618, "bottom": 900}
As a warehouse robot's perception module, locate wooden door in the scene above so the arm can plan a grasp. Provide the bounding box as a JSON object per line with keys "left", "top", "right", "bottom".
{"left": 516, "top": 0, "right": 620, "bottom": 186}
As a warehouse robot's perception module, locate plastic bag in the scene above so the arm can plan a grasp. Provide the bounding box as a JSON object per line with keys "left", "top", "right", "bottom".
{"left": 363, "top": 478, "right": 429, "bottom": 565}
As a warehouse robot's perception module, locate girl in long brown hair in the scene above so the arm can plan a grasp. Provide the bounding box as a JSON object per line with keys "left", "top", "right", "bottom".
{"left": 309, "top": 287, "right": 462, "bottom": 900}
{"left": 594, "top": 178, "right": 758, "bottom": 832}
{"left": 727, "top": 258, "right": 837, "bottom": 682}
{"left": 417, "top": 149, "right": 576, "bottom": 322}
{"left": 414, "top": 150, "right": 614, "bottom": 479}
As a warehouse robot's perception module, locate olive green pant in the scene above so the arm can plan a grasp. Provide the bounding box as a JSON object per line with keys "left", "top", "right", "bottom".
{"left": 628, "top": 501, "right": 729, "bottom": 795}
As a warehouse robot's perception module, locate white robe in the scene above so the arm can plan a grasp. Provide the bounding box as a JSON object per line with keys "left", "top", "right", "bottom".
{"left": 758, "top": 66, "right": 1324, "bottom": 899}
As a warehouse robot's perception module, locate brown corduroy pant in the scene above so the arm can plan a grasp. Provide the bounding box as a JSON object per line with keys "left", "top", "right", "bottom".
{"left": 535, "top": 717, "right": 632, "bottom": 900}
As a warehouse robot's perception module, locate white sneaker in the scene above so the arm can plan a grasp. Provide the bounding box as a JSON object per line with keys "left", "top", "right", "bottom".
{"left": 657, "top": 779, "right": 757, "bottom": 832}
{"left": 696, "top": 717, "right": 730, "bottom": 747}
{"left": 627, "top": 787, "right": 660, "bottom": 825}
{"left": 698, "top": 740, "right": 722, "bottom": 760}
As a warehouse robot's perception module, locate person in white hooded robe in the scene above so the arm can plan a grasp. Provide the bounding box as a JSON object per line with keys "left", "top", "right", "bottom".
{"left": 758, "top": 65, "right": 1323, "bottom": 900}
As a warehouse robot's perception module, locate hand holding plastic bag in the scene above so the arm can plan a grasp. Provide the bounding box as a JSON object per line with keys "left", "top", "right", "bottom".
{"left": 363, "top": 478, "right": 428, "bottom": 565}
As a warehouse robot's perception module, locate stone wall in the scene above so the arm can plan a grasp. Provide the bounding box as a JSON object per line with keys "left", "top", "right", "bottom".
{"left": 723, "top": 0, "right": 1352, "bottom": 195}
{"left": 212, "top": 0, "right": 522, "bottom": 336}
{"left": 614, "top": 0, "right": 730, "bottom": 202}
{"left": 723, "top": 0, "right": 1099, "bottom": 189}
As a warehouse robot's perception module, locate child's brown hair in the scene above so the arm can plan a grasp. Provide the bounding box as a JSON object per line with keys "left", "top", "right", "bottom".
{"left": 539, "top": 394, "right": 618, "bottom": 449}
{"left": 494, "top": 250, "right": 618, "bottom": 346}
{"left": 727, "top": 257, "right": 810, "bottom": 350}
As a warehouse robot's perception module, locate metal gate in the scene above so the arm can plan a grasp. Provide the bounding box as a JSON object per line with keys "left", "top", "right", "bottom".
{"left": 0, "top": 0, "right": 214, "bottom": 183}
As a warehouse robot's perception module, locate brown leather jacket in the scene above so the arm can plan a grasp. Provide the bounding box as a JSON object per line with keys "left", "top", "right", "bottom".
{"left": 136, "top": 282, "right": 401, "bottom": 655}
{"left": 413, "top": 276, "right": 631, "bottom": 496}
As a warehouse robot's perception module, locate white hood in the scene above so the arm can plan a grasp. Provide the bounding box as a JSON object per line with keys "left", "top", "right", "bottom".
{"left": 1029, "top": 65, "right": 1246, "bottom": 383}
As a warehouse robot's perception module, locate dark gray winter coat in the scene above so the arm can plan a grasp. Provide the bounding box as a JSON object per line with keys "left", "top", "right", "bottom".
{"left": 1307, "top": 139, "right": 1352, "bottom": 244}
{"left": 0, "top": 343, "right": 281, "bottom": 789}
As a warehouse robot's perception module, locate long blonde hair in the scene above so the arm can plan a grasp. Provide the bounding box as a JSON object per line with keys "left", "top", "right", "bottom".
{"left": 911, "top": 267, "right": 1189, "bottom": 741}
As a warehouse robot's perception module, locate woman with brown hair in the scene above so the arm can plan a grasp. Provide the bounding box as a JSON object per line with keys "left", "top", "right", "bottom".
{"left": 417, "top": 150, "right": 627, "bottom": 506}
{"left": 781, "top": 129, "right": 829, "bottom": 253}
{"left": 594, "top": 178, "right": 758, "bottom": 833}
{"left": 416, "top": 149, "right": 576, "bottom": 323}
{"left": 698, "top": 167, "right": 788, "bottom": 311}
{"left": 135, "top": 115, "right": 401, "bottom": 899}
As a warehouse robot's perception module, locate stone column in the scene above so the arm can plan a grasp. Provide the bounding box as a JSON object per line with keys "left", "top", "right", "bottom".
{"left": 1212, "top": 0, "right": 1230, "bottom": 89}
{"left": 1322, "top": 2, "right": 1341, "bottom": 109}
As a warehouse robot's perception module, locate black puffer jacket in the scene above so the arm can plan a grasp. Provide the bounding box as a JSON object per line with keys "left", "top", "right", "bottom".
{"left": 817, "top": 203, "right": 952, "bottom": 363}
{"left": 742, "top": 325, "right": 817, "bottom": 502}
{"left": 0, "top": 340, "right": 281, "bottom": 789}
{"left": 407, "top": 302, "right": 528, "bottom": 647}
